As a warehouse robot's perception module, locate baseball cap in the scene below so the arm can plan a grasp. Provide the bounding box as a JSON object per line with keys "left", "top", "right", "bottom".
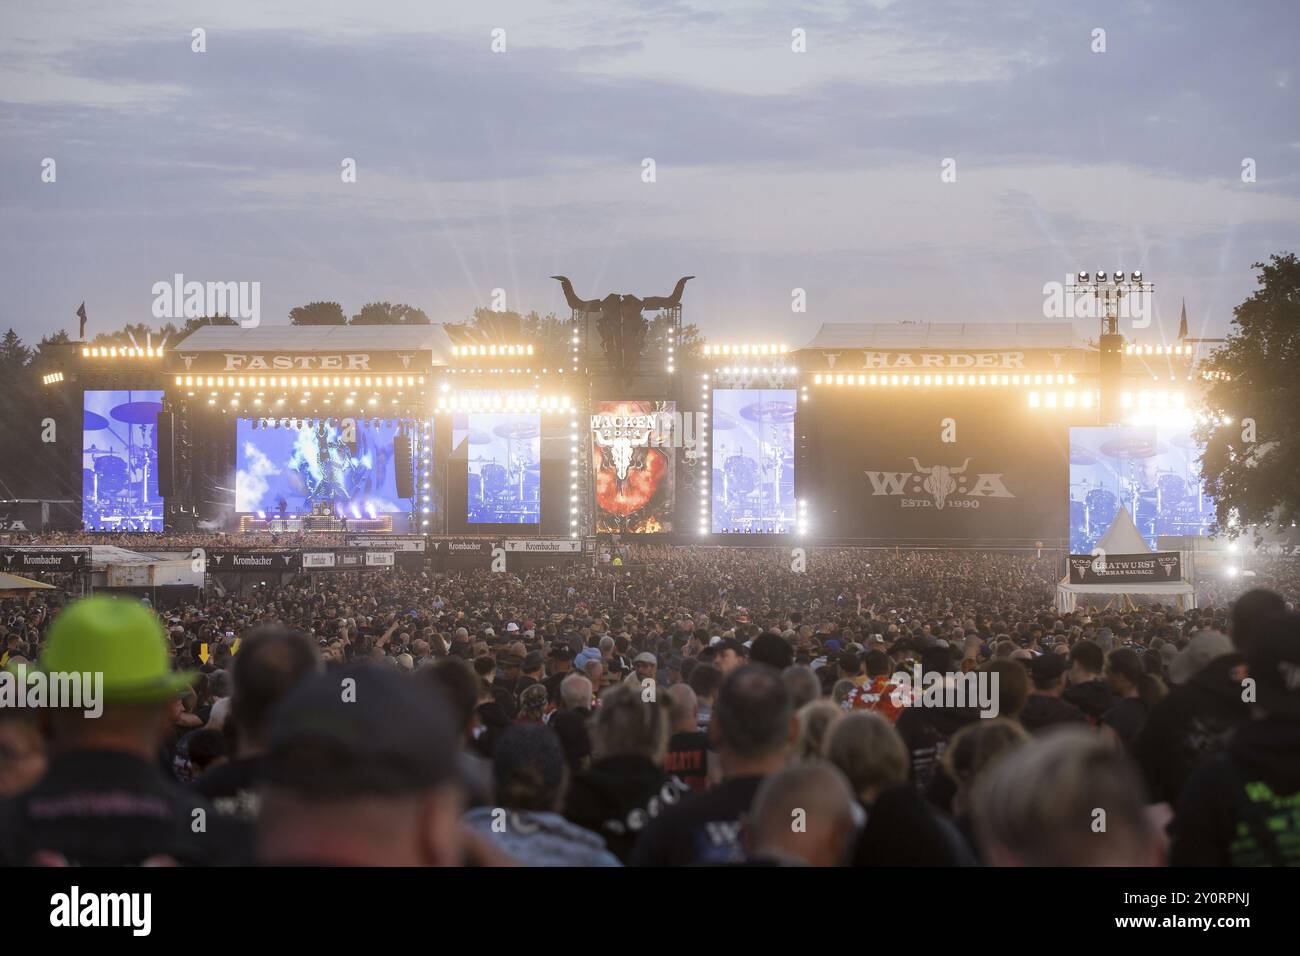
{"left": 38, "top": 596, "right": 195, "bottom": 704}
{"left": 267, "top": 664, "right": 458, "bottom": 797}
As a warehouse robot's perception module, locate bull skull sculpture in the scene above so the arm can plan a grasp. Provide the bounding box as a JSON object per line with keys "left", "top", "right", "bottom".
{"left": 909, "top": 457, "right": 971, "bottom": 510}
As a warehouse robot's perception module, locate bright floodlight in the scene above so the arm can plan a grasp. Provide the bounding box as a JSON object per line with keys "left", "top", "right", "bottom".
{"left": 1096, "top": 271, "right": 1107, "bottom": 282}
{"left": 1077, "top": 271, "right": 1089, "bottom": 283}
{"left": 1131, "top": 270, "right": 1142, "bottom": 282}
{"left": 1113, "top": 271, "right": 1124, "bottom": 283}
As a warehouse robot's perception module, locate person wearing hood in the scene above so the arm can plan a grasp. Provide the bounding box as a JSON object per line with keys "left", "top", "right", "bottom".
{"left": 464, "top": 723, "right": 620, "bottom": 866}
{"left": 1133, "top": 589, "right": 1286, "bottom": 806}
{"left": 563, "top": 684, "right": 689, "bottom": 862}
{"left": 1170, "top": 611, "right": 1300, "bottom": 866}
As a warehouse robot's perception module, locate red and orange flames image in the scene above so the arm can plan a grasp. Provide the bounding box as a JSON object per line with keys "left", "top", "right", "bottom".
{"left": 592, "top": 400, "right": 674, "bottom": 533}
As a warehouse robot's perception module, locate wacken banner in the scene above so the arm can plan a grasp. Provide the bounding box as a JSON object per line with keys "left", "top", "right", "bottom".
{"left": 1068, "top": 552, "right": 1183, "bottom": 585}
{"left": 0, "top": 549, "right": 90, "bottom": 573}
{"left": 591, "top": 400, "right": 675, "bottom": 534}
{"left": 206, "top": 551, "right": 302, "bottom": 573}
{"left": 802, "top": 390, "right": 1069, "bottom": 543}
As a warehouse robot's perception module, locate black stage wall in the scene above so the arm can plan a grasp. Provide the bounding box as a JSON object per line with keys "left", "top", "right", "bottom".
{"left": 802, "top": 389, "right": 1091, "bottom": 547}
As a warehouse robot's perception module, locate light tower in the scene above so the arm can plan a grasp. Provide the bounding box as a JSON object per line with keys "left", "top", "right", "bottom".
{"left": 1066, "top": 271, "right": 1154, "bottom": 424}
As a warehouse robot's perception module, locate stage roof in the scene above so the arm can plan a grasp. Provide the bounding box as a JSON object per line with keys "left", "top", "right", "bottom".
{"left": 797, "top": 322, "right": 1083, "bottom": 351}
{"left": 175, "top": 325, "right": 457, "bottom": 362}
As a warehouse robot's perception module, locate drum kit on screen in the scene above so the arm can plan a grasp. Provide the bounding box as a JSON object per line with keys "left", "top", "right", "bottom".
{"left": 466, "top": 420, "right": 540, "bottom": 523}
{"left": 711, "top": 398, "right": 795, "bottom": 532}
{"left": 1069, "top": 433, "right": 1209, "bottom": 548}
{"left": 82, "top": 399, "right": 163, "bottom": 530}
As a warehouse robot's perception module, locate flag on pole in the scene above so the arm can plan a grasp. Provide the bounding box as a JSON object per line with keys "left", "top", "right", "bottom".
{"left": 75, "top": 302, "right": 88, "bottom": 340}
{"left": 1177, "top": 299, "right": 1188, "bottom": 340}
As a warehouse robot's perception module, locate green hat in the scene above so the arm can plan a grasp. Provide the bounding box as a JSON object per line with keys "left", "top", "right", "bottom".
{"left": 39, "top": 596, "right": 196, "bottom": 704}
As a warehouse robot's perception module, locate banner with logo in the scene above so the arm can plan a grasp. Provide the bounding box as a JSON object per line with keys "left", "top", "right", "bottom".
{"left": 302, "top": 552, "right": 336, "bottom": 569}
{"left": 0, "top": 549, "right": 90, "bottom": 573}
{"left": 437, "top": 538, "right": 495, "bottom": 570}
{"left": 591, "top": 400, "right": 676, "bottom": 534}
{"left": 503, "top": 539, "right": 581, "bottom": 553}
{"left": 207, "top": 551, "right": 302, "bottom": 573}
{"left": 347, "top": 535, "right": 425, "bottom": 552}
{"left": 802, "top": 390, "right": 1071, "bottom": 543}
{"left": 364, "top": 551, "right": 395, "bottom": 567}
{"left": 1067, "top": 552, "right": 1183, "bottom": 585}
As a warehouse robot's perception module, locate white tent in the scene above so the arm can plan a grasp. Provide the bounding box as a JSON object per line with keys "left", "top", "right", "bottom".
{"left": 1056, "top": 507, "right": 1196, "bottom": 612}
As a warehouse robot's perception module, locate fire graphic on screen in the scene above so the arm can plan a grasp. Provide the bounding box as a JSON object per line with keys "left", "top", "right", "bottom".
{"left": 591, "top": 400, "right": 674, "bottom": 534}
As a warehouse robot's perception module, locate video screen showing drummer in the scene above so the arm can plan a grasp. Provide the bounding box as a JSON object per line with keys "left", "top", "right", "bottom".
{"left": 453, "top": 412, "right": 541, "bottom": 525}
{"left": 1068, "top": 424, "right": 1215, "bottom": 554}
{"left": 82, "top": 389, "right": 164, "bottom": 532}
{"left": 710, "top": 388, "right": 796, "bottom": 534}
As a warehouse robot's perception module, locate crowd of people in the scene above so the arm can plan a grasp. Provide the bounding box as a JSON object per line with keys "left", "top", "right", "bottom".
{"left": 1, "top": 544, "right": 1298, "bottom": 866}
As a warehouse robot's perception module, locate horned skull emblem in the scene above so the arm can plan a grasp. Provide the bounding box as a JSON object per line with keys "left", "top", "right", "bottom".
{"left": 909, "top": 457, "right": 972, "bottom": 510}
{"left": 595, "top": 429, "right": 648, "bottom": 482}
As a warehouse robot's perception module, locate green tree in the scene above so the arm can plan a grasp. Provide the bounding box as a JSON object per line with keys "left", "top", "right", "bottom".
{"left": 0, "top": 328, "right": 32, "bottom": 374}
{"left": 1195, "top": 252, "right": 1300, "bottom": 535}
{"left": 351, "top": 302, "right": 430, "bottom": 325}
{"left": 289, "top": 301, "right": 347, "bottom": 325}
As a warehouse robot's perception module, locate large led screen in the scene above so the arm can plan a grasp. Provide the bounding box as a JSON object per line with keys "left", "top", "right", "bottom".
{"left": 236, "top": 419, "right": 407, "bottom": 516}
{"left": 1069, "top": 424, "right": 1215, "bottom": 553}
{"left": 453, "top": 412, "right": 540, "bottom": 524}
{"left": 591, "top": 400, "right": 675, "bottom": 534}
{"left": 711, "top": 389, "right": 796, "bottom": 533}
{"left": 83, "top": 389, "right": 164, "bottom": 531}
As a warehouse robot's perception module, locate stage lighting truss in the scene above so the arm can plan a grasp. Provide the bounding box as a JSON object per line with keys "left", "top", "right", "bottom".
{"left": 702, "top": 344, "right": 788, "bottom": 358}
{"left": 434, "top": 392, "right": 573, "bottom": 414}
{"left": 1124, "top": 344, "right": 1192, "bottom": 356}
{"left": 813, "top": 372, "right": 1076, "bottom": 388}
{"left": 569, "top": 414, "right": 581, "bottom": 538}
{"left": 418, "top": 422, "right": 433, "bottom": 530}
{"left": 82, "top": 345, "right": 165, "bottom": 359}
{"left": 41, "top": 371, "right": 64, "bottom": 385}
{"left": 571, "top": 317, "right": 582, "bottom": 374}
{"left": 175, "top": 374, "right": 422, "bottom": 391}
{"left": 797, "top": 498, "right": 809, "bottom": 537}
{"left": 698, "top": 374, "right": 710, "bottom": 535}
{"left": 1026, "top": 390, "right": 1096, "bottom": 410}
{"left": 450, "top": 344, "right": 534, "bottom": 358}
{"left": 1066, "top": 271, "right": 1154, "bottom": 336}
{"left": 712, "top": 365, "right": 800, "bottom": 388}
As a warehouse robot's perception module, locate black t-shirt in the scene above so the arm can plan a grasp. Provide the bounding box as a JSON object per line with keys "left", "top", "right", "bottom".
{"left": 630, "top": 775, "right": 765, "bottom": 866}
{"left": 564, "top": 754, "right": 690, "bottom": 863}
{"left": 1101, "top": 697, "right": 1149, "bottom": 752}
{"left": 0, "top": 749, "right": 236, "bottom": 866}
{"left": 664, "top": 731, "right": 710, "bottom": 791}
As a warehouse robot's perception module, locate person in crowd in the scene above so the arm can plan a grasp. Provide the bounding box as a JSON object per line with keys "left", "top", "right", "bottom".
{"left": 826, "top": 711, "right": 975, "bottom": 865}
{"left": 0, "top": 707, "right": 46, "bottom": 799}
{"left": 550, "top": 672, "right": 594, "bottom": 773}
{"left": 792, "top": 700, "right": 843, "bottom": 764}
{"left": 193, "top": 624, "right": 320, "bottom": 831}
{"left": 663, "top": 683, "right": 712, "bottom": 791}
{"left": 1062, "top": 640, "right": 1114, "bottom": 724}
{"left": 0, "top": 597, "right": 233, "bottom": 865}
{"left": 1171, "top": 611, "right": 1300, "bottom": 865}
{"left": 1100, "top": 648, "right": 1165, "bottom": 752}
{"left": 257, "top": 665, "right": 470, "bottom": 866}
{"left": 465, "top": 723, "right": 620, "bottom": 866}
{"left": 1018, "top": 652, "right": 1087, "bottom": 733}
{"left": 563, "top": 685, "right": 688, "bottom": 863}
{"left": 742, "top": 763, "right": 859, "bottom": 866}
{"left": 632, "top": 665, "right": 794, "bottom": 865}
{"left": 689, "top": 662, "right": 722, "bottom": 731}
{"left": 973, "top": 728, "right": 1162, "bottom": 866}
{"left": 781, "top": 664, "right": 821, "bottom": 711}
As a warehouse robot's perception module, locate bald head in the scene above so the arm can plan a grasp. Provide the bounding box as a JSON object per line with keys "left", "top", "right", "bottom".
{"left": 747, "top": 763, "right": 858, "bottom": 866}
{"left": 665, "top": 683, "right": 698, "bottom": 733}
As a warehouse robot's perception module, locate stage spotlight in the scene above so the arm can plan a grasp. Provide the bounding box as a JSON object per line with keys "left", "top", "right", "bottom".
{"left": 1131, "top": 270, "right": 1142, "bottom": 282}
{"left": 1077, "top": 272, "right": 1089, "bottom": 283}
{"left": 1113, "top": 271, "right": 1124, "bottom": 283}
{"left": 1095, "top": 271, "right": 1107, "bottom": 283}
